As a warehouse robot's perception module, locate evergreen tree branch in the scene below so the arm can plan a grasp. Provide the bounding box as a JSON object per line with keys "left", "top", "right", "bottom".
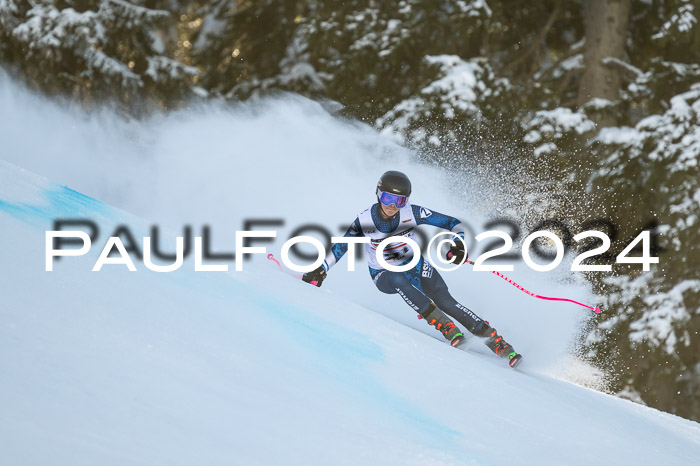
{"left": 602, "top": 56, "right": 643, "bottom": 81}
{"left": 501, "top": 3, "right": 561, "bottom": 75}
{"left": 535, "top": 42, "right": 585, "bottom": 82}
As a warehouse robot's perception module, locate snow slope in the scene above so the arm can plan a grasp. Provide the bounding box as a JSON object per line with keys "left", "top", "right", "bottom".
{"left": 2, "top": 163, "right": 700, "bottom": 465}
{"left": 0, "top": 73, "right": 600, "bottom": 380}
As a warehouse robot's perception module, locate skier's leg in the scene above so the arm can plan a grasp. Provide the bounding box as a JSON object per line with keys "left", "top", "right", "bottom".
{"left": 373, "top": 269, "right": 465, "bottom": 346}
{"left": 418, "top": 258, "right": 519, "bottom": 360}
{"left": 417, "top": 258, "right": 486, "bottom": 333}
{"left": 374, "top": 269, "right": 432, "bottom": 314}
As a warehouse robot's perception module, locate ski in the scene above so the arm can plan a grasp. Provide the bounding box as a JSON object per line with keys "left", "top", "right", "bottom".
{"left": 507, "top": 352, "right": 523, "bottom": 368}
{"left": 450, "top": 333, "right": 465, "bottom": 347}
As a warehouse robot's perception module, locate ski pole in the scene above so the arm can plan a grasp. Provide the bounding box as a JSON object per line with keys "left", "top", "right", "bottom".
{"left": 267, "top": 254, "right": 318, "bottom": 285}
{"left": 465, "top": 260, "right": 602, "bottom": 314}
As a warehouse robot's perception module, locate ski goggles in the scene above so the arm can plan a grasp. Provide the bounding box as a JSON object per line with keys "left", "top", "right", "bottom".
{"left": 377, "top": 189, "right": 409, "bottom": 208}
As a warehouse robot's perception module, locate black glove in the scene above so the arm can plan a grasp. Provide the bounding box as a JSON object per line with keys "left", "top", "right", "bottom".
{"left": 445, "top": 239, "right": 468, "bottom": 264}
{"left": 302, "top": 266, "right": 327, "bottom": 287}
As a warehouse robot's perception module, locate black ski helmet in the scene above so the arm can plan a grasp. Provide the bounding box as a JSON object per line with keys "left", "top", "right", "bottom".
{"left": 376, "top": 170, "right": 411, "bottom": 197}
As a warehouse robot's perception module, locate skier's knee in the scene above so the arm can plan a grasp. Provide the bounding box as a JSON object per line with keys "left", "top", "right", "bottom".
{"left": 420, "top": 266, "right": 448, "bottom": 294}
{"left": 386, "top": 272, "right": 405, "bottom": 287}
{"left": 429, "top": 279, "right": 449, "bottom": 295}
{"left": 423, "top": 277, "right": 449, "bottom": 300}
{"left": 375, "top": 271, "right": 404, "bottom": 294}
{"left": 376, "top": 284, "right": 397, "bottom": 295}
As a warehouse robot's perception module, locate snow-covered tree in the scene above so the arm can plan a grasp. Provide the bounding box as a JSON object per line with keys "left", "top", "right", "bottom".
{"left": 376, "top": 55, "right": 512, "bottom": 156}
{"left": 191, "top": 0, "right": 305, "bottom": 99}
{"left": 0, "top": 0, "right": 199, "bottom": 112}
{"left": 586, "top": 83, "right": 700, "bottom": 418}
{"left": 192, "top": 0, "right": 494, "bottom": 120}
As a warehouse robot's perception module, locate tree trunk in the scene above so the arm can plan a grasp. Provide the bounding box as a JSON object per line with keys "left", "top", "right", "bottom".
{"left": 577, "top": 0, "right": 631, "bottom": 115}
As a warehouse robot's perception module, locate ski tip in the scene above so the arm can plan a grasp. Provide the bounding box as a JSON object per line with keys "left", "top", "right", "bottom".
{"left": 508, "top": 353, "right": 523, "bottom": 368}
{"left": 450, "top": 334, "right": 465, "bottom": 348}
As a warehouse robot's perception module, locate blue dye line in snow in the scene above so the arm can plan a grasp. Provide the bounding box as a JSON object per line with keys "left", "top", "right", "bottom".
{"left": 1, "top": 182, "right": 462, "bottom": 446}
{"left": 0, "top": 184, "right": 116, "bottom": 228}
{"left": 238, "top": 286, "right": 462, "bottom": 445}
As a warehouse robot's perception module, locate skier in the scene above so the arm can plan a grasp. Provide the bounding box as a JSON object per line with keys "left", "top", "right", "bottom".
{"left": 302, "top": 170, "right": 521, "bottom": 367}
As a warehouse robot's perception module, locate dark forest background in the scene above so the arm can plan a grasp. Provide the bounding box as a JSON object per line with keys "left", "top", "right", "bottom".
{"left": 1, "top": 0, "right": 698, "bottom": 421}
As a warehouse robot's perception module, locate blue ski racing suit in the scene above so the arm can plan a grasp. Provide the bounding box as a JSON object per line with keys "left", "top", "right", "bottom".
{"left": 320, "top": 202, "right": 485, "bottom": 334}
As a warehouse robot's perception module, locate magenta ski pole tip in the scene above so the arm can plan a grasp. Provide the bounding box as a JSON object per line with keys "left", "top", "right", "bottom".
{"left": 267, "top": 254, "right": 282, "bottom": 268}
{"left": 593, "top": 307, "right": 602, "bottom": 314}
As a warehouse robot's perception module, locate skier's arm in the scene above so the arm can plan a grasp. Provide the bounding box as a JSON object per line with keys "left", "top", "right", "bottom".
{"left": 412, "top": 205, "right": 468, "bottom": 262}
{"left": 321, "top": 218, "right": 363, "bottom": 272}
{"left": 412, "top": 205, "right": 467, "bottom": 239}
{"left": 302, "top": 218, "right": 363, "bottom": 287}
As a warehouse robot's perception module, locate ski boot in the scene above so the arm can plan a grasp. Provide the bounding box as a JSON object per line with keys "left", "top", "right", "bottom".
{"left": 419, "top": 303, "right": 465, "bottom": 347}
{"left": 474, "top": 321, "right": 522, "bottom": 368}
